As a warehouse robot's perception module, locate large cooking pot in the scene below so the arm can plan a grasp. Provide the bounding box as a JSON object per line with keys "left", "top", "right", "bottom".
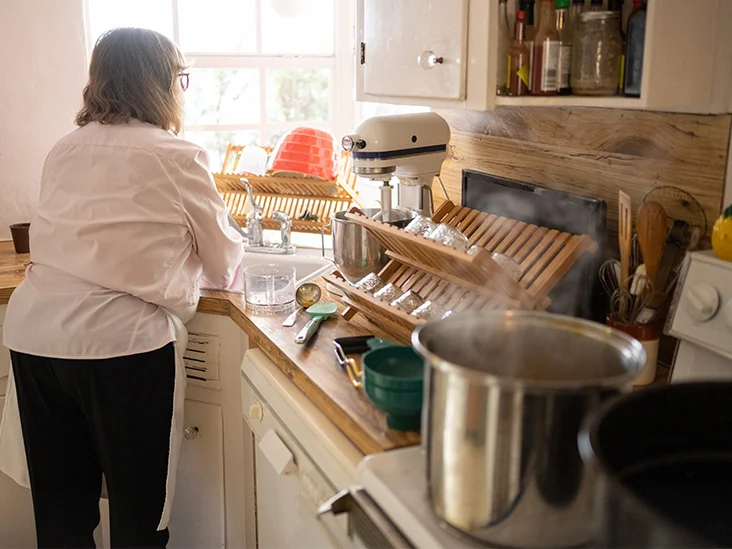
{"left": 324, "top": 208, "right": 415, "bottom": 283}
{"left": 581, "top": 382, "right": 732, "bottom": 548}
{"left": 412, "top": 311, "right": 645, "bottom": 547}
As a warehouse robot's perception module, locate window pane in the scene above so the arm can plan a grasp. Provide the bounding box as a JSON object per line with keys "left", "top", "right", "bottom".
{"left": 266, "top": 129, "right": 289, "bottom": 149}
{"left": 261, "top": 0, "right": 334, "bottom": 54}
{"left": 185, "top": 69, "right": 260, "bottom": 126}
{"left": 178, "top": 0, "right": 257, "bottom": 53}
{"left": 266, "top": 69, "right": 330, "bottom": 123}
{"left": 86, "top": 0, "right": 174, "bottom": 45}
{"left": 184, "top": 131, "right": 261, "bottom": 172}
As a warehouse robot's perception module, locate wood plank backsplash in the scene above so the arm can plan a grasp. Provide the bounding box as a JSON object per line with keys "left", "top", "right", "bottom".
{"left": 436, "top": 108, "right": 731, "bottom": 244}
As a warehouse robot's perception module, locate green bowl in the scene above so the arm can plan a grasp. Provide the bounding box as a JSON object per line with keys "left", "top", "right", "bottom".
{"left": 362, "top": 346, "right": 424, "bottom": 431}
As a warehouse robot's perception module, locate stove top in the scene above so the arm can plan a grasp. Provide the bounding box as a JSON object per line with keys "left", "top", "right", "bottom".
{"left": 357, "top": 447, "right": 483, "bottom": 548}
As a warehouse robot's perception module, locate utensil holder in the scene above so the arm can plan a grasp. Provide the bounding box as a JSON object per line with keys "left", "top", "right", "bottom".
{"left": 606, "top": 317, "right": 661, "bottom": 386}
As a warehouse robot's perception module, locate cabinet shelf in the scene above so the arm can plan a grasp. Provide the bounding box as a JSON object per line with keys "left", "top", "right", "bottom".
{"left": 495, "top": 95, "right": 644, "bottom": 109}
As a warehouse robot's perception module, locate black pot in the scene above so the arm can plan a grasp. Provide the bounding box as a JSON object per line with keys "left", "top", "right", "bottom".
{"left": 581, "top": 382, "right": 732, "bottom": 548}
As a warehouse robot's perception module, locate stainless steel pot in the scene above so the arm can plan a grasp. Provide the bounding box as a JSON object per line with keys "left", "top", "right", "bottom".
{"left": 412, "top": 311, "right": 645, "bottom": 547}
{"left": 324, "top": 208, "right": 415, "bottom": 284}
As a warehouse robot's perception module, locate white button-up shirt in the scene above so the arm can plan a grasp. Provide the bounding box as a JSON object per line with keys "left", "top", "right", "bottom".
{"left": 3, "top": 119, "right": 243, "bottom": 359}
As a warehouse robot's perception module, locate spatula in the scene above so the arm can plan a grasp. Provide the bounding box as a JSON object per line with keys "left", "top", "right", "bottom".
{"left": 295, "top": 302, "right": 338, "bottom": 345}
{"left": 636, "top": 200, "right": 667, "bottom": 289}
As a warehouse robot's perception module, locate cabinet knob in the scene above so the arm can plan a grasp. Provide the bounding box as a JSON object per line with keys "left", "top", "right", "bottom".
{"left": 249, "top": 402, "right": 264, "bottom": 421}
{"left": 685, "top": 283, "right": 720, "bottom": 322}
{"left": 418, "top": 50, "right": 443, "bottom": 69}
{"left": 184, "top": 426, "right": 199, "bottom": 440}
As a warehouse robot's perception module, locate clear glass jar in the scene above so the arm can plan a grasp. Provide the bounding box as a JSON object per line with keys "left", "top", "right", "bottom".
{"left": 570, "top": 11, "right": 623, "bottom": 95}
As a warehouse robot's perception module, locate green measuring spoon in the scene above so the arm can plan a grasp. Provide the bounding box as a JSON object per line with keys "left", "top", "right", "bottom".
{"left": 294, "top": 302, "right": 338, "bottom": 345}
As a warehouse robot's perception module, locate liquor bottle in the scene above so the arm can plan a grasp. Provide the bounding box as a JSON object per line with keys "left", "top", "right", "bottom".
{"left": 520, "top": 0, "right": 537, "bottom": 90}
{"left": 589, "top": 0, "right": 604, "bottom": 10}
{"left": 497, "top": 0, "right": 511, "bottom": 95}
{"left": 508, "top": 10, "right": 531, "bottom": 96}
{"left": 531, "top": 0, "right": 560, "bottom": 96}
{"left": 555, "top": 0, "right": 571, "bottom": 94}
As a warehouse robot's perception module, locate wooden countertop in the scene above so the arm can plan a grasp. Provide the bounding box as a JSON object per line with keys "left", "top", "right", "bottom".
{"left": 0, "top": 241, "right": 419, "bottom": 455}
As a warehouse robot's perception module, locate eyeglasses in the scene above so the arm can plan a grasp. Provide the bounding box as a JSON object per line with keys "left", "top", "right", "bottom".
{"left": 179, "top": 72, "right": 190, "bottom": 92}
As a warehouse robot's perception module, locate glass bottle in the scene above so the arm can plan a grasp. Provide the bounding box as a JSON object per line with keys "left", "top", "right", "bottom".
{"left": 589, "top": 0, "right": 604, "bottom": 10}
{"left": 520, "top": 0, "right": 537, "bottom": 89}
{"left": 608, "top": 0, "right": 626, "bottom": 90}
{"left": 497, "top": 0, "right": 511, "bottom": 95}
{"left": 531, "top": 0, "right": 560, "bottom": 96}
{"left": 623, "top": 0, "right": 647, "bottom": 97}
{"left": 508, "top": 10, "right": 531, "bottom": 96}
{"left": 555, "top": 0, "right": 571, "bottom": 94}
{"left": 571, "top": 11, "right": 623, "bottom": 95}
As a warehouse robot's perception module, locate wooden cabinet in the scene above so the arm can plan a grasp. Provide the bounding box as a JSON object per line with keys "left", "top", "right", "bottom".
{"left": 169, "top": 400, "right": 225, "bottom": 549}
{"left": 356, "top": 0, "right": 732, "bottom": 114}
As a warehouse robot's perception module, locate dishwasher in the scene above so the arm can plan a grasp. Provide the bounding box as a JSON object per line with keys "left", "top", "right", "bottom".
{"left": 240, "top": 348, "right": 363, "bottom": 548}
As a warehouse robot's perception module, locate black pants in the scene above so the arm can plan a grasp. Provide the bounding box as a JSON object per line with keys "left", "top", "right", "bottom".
{"left": 11, "top": 344, "right": 176, "bottom": 549}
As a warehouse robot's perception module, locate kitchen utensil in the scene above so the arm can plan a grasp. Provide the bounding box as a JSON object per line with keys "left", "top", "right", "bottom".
{"left": 354, "top": 273, "right": 385, "bottom": 294}
{"left": 618, "top": 191, "right": 633, "bottom": 317}
{"left": 333, "top": 335, "right": 376, "bottom": 358}
{"left": 372, "top": 283, "right": 403, "bottom": 303}
{"left": 605, "top": 317, "right": 660, "bottom": 386}
{"left": 599, "top": 259, "right": 621, "bottom": 297}
{"left": 362, "top": 346, "right": 424, "bottom": 431}
{"left": 636, "top": 201, "right": 667, "bottom": 287}
{"left": 581, "top": 382, "right": 732, "bottom": 548}
{"left": 650, "top": 219, "right": 687, "bottom": 309}
{"left": 324, "top": 208, "right": 416, "bottom": 284}
{"left": 410, "top": 300, "right": 445, "bottom": 320}
{"left": 9, "top": 223, "right": 30, "bottom": 254}
{"left": 294, "top": 302, "right": 337, "bottom": 345}
{"left": 412, "top": 311, "right": 645, "bottom": 547}
{"left": 428, "top": 223, "right": 469, "bottom": 251}
{"left": 390, "top": 291, "right": 424, "bottom": 314}
{"left": 404, "top": 215, "right": 437, "bottom": 237}
{"left": 643, "top": 185, "right": 707, "bottom": 239}
{"left": 629, "top": 263, "right": 647, "bottom": 295}
{"left": 631, "top": 233, "right": 642, "bottom": 271}
{"left": 270, "top": 127, "right": 336, "bottom": 180}
{"left": 281, "top": 282, "right": 321, "bottom": 327}
{"left": 244, "top": 264, "right": 296, "bottom": 314}
{"left": 610, "top": 276, "right": 653, "bottom": 323}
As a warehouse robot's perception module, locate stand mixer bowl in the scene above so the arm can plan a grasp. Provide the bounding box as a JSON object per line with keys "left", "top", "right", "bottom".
{"left": 329, "top": 208, "right": 416, "bottom": 283}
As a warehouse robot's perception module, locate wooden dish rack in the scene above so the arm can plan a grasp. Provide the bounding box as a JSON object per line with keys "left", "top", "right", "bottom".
{"left": 213, "top": 144, "right": 363, "bottom": 234}
{"left": 324, "top": 201, "right": 599, "bottom": 343}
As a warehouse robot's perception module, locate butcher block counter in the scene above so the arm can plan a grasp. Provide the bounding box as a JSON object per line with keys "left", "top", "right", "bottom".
{"left": 0, "top": 241, "right": 419, "bottom": 455}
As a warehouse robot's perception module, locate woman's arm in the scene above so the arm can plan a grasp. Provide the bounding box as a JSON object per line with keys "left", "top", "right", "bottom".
{"left": 178, "top": 147, "right": 244, "bottom": 288}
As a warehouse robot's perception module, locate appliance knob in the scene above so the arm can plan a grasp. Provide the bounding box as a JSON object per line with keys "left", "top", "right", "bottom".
{"left": 249, "top": 402, "right": 264, "bottom": 421}
{"left": 685, "top": 283, "right": 720, "bottom": 322}
{"left": 418, "top": 50, "right": 444, "bottom": 69}
{"left": 724, "top": 299, "right": 732, "bottom": 331}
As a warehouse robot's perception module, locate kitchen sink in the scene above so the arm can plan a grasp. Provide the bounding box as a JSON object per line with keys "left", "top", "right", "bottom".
{"left": 201, "top": 249, "right": 335, "bottom": 294}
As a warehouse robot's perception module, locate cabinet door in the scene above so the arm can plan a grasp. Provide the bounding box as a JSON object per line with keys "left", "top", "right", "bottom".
{"left": 168, "top": 400, "right": 225, "bottom": 549}
{"left": 361, "top": 0, "right": 468, "bottom": 100}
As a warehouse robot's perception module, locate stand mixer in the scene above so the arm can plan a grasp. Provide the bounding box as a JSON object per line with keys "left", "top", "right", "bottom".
{"left": 341, "top": 112, "right": 451, "bottom": 219}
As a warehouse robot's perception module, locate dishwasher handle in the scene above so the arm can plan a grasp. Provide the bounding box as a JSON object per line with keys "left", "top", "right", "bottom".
{"left": 317, "top": 488, "right": 413, "bottom": 549}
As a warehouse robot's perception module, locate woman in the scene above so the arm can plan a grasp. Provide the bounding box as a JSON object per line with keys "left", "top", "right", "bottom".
{"left": 0, "top": 28, "right": 243, "bottom": 548}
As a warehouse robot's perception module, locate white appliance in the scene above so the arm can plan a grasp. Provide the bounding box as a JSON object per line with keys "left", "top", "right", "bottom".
{"left": 240, "top": 349, "right": 363, "bottom": 548}
{"left": 341, "top": 112, "right": 451, "bottom": 217}
{"left": 667, "top": 250, "right": 732, "bottom": 381}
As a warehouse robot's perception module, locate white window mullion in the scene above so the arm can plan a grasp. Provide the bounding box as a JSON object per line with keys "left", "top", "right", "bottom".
{"left": 182, "top": 55, "right": 334, "bottom": 70}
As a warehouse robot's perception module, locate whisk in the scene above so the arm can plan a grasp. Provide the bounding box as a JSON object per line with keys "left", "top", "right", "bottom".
{"left": 599, "top": 259, "right": 621, "bottom": 297}
{"left": 610, "top": 273, "right": 654, "bottom": 324}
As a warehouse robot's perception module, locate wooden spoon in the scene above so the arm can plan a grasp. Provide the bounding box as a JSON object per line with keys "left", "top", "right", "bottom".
{"left": 636, "top": 200, "right": 667, "bottom": 287}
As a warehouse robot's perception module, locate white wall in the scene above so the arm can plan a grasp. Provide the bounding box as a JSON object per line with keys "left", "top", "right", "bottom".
{"left": 0, "top": 0, "right": 87, "bottom": 240}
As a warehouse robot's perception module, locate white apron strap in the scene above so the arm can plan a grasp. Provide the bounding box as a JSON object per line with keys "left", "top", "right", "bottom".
{"left": 0, "top": 365, "right": 31, "bottom": 489}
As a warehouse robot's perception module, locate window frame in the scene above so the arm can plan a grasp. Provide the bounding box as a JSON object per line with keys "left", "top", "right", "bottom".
{"left": 82, "top": 0, "right": 356, "bottom": 157}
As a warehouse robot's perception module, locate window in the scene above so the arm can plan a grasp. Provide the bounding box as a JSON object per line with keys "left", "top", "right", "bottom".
{"left": 85, "top": 0, "right": 354, "bottom": 170}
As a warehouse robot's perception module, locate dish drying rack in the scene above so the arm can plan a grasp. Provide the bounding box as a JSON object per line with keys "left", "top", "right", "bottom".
{"left": 213, "top": 144, "right": 363, "bottom": 234}
{"left": 325, "top": 201, "right": 599, "bottom": 343}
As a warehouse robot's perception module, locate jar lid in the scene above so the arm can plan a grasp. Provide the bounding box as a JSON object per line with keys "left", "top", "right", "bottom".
{"left": 580, "top": 10, "right": 620, "bottom": 21}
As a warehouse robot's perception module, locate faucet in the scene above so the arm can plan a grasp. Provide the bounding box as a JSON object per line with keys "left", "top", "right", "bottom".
{"left": 240, "top": 178, "right": 295, "bottom": 255}
{"left": 272, "top": 211, "right": 295, "bottom": 253}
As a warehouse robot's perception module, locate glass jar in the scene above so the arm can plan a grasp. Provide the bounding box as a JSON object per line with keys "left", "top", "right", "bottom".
{"left": 570, "top": 11, "right": 623, "bottom": 95}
